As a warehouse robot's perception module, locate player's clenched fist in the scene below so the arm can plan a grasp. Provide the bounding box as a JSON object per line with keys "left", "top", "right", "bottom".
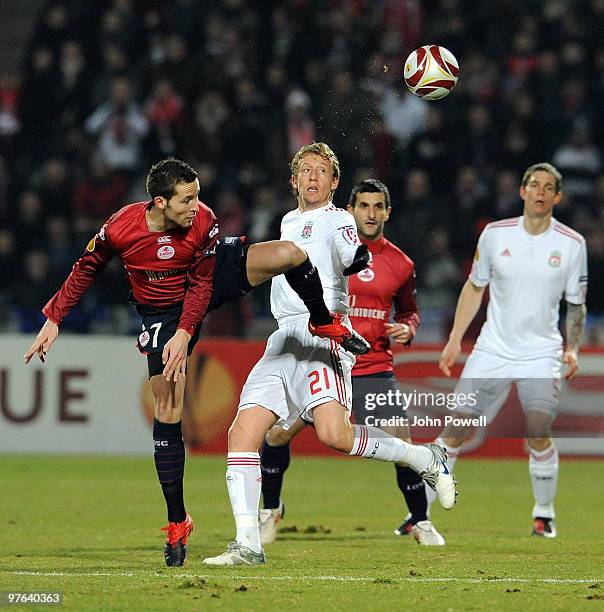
{"left": 24, "top": 319, "right": 59, "bottom": 364}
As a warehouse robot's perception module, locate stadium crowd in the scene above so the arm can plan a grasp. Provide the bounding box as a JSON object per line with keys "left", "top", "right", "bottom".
{"left": 1, "top": 0, "right": 603, "bottom": 341}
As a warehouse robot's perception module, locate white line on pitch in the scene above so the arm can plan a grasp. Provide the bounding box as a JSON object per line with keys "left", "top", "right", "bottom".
{"left": 3, "top": 571, "right": 601, "bottom": 584}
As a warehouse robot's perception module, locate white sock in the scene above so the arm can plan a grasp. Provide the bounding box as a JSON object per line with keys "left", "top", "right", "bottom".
{"left": 529, "top": 444, "right": 559, "bottom": 519}
{"left": 349, "top": 425, "right": 433, "bottom": 473}
{"left": 426, "top": 438, "right": 461, "bottom": 513}
{"left": 226, "top": 452, "right": 262, "bottom": 553}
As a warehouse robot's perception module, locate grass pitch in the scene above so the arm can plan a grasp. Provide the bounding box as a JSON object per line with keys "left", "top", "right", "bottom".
{"left": 1, "top": 454, "right": 603, "bottom": 610}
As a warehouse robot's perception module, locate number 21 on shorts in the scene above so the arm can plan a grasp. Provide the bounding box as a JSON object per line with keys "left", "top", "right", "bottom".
{"left": 308, "top": 367, "right": 331, "bottom": 395}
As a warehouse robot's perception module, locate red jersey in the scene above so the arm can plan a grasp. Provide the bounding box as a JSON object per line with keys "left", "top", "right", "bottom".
{"left": 348, "top": 236, "right": 419, "bottom": 376}
{"left": 43, "top": 201, "right": 219, "bottom": 335}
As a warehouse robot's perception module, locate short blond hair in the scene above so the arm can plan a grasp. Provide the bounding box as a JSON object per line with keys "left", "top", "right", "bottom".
{"left": 290, "top": 142, "right": 340, "bottom": 180}
{"left": 522, "top": 162, "right": 562, "bottom": 193}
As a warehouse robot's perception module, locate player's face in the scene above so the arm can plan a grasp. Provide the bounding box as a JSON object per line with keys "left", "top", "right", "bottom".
{"left": 519, "top": 171, "right": 562, "bottom": 219}
{"left": 291, "top": 154, "right": 339, "bottom": 209}
{"left": 347, "top": 192, "right": 390, "bottom": 240}
{"left": 164, "top": 180, "right": 200, "bottom": 229}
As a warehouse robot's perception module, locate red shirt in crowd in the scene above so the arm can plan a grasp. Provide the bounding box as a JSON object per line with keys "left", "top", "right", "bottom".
{"left": 349, "top": 236, "right": 420, "bottom": 376}
{"left": 43, "top": 200, "right": 218, "bottom": 336}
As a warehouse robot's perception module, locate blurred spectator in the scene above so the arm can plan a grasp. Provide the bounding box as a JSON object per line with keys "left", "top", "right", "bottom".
{"left": 0, "top": 75, "right": 21, "bottom": 158}
{"left": 18, "top": 47, "right": 59, "bottom": 162}
{"left": 85, "top": 76, "right": 149, "bottom": 176}
{"left": 36, "top": 157, "right": 73, "bottom": 219}
{"left": 285, "top": 88, "right": 316, "bottom": 158}
{"left": 0, "top": 228, "right": 17, "bottom": 297}
{"left": 13, "top": 250, "right": 52, "bottom": 332}
{"left": 145, "top": 78, "right": 187, "bottom": 156}
{"left": 379, "top": 86, "right": 427, "bottom": 150}
{"left": 493, "top": 169, "right": 520, "bottom": 217}
{"left": 406, "top": 106, "right": 455, "bottom": 193}
{"left": 55, "top": 40, "right": 91, "bottom": 129}
{"left": 391, "top": 169, "right": 447, "bottom": 264}
{"left": 552, "top": 123, "right": 601, "bottom": 206}
{"left": 416, "top": 227, "right": 463, "bottom": 342}
{"left": 15, "top": 190, "right": 46, "bottom": 253}
{"left": 71, "top": 155, "right": 129, "bottom": 230}
{"left": 30, "top": 3, "right": 73, "bottom": 55}
{"left": 45, "top": 216, "right": 78, "bottom": 277}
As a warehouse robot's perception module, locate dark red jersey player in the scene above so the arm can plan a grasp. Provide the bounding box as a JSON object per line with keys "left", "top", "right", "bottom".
{"left": 43, "top": 198, "right": 218, "bottom": 337}
{"left": 349, "top": 235, "right": 419, "bottom": 376}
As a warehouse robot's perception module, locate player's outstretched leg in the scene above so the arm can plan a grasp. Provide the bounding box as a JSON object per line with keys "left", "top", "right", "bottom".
{"left": 313, "top": 405, "right": 458, "bottom": 510}
{"left": 344, "top": 425, "right": 458, "bottom": 509}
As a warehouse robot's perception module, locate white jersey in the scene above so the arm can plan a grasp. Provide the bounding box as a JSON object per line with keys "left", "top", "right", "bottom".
{"left": 271, "top": 203, "right": 361, "bottom": 324}
{"left": 469, "top": 216, "right": 588, "bottom": 361}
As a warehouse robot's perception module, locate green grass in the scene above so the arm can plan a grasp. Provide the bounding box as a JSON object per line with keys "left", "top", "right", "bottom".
{"left": 1, "top": 455, "right": 603, "bottom": 611}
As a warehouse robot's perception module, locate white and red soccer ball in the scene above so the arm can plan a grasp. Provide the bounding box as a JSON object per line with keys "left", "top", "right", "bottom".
{"left": 404, "top": 45, "right": 459, "bottom": 100}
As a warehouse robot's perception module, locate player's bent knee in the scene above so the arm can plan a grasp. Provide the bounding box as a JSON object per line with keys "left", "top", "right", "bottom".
{"left": 280, "top": 240, "right": 307, "bottom": 268}
{"left": 266, "top": 427, "right": 292, "bottom": 447}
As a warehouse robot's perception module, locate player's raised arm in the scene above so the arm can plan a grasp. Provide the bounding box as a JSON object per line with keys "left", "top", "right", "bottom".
{"left": 24, "top": 222, "right": 117, "bottom": 364}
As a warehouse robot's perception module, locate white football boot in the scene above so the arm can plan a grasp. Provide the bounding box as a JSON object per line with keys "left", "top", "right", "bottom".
{"left": 412, "top": 520, "right": 446, "bottom": 546}
{"left": 203, "top": 541, "right": 266, "bottom": 566}
{"left": 419, "top": 443, "right": 457, "bottom": 509}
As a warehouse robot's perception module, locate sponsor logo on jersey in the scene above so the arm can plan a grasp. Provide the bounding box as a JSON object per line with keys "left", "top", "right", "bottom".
{"left": 139, "top": 330, "right": 150, "bottom": 347}
{"left": 301, "top": 222, "right": 314, "bottom": 238}
{"left": 144, "top": 268, "right": 180, "bottom": 281}
{"left": 86, "top": 236, "right": 96, "bottom": 252}
{"left": 157, "top": 245, "right": 175, "bottom": 260}
{"left": 357, "top": 267, "right": 375, "bottom": 282}
{"left": 500, "top": 248, "right": 512, "bottom": 257}
{"left": 548, "top": 250, "right": 561, "bottom": 268}
{"left": 209, "top": 224, "right": 219, "bottom": 238}
{"left": 157, "top": 235, "right": 172, "bottom": 244}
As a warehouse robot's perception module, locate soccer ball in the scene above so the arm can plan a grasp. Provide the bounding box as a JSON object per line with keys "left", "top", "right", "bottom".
{"left": 404, "top": 45, "right": 459, "bottom": 100}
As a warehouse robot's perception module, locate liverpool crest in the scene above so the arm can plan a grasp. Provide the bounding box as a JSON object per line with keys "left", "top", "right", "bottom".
{"left": 548, "top": 250, "right": 561, "bottom": 268}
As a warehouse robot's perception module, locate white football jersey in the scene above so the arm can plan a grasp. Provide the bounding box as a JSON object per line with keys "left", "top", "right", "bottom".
{"left": 469, "top": 216, "right": 588, "bottom": 360}
{"left": 271, "top": 203, "right": 361, "bottom": 324}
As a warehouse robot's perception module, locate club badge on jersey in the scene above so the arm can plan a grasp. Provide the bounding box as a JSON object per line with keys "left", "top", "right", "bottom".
{"left": 357, "top": 267, "right": 375, "bottom": 282}
{"left": 548, "top": 251, "right": 561, "bottom": 268}
{"left": 301, "top": 222, "right": 314, "bottom": 238}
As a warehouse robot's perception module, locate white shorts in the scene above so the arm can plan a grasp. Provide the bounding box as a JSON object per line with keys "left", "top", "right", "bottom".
{"left": 238, "top": 317, "right": 354, "bottom": 424}
{"left": 454, "top": 349, "right": 562, "bottom": 423}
